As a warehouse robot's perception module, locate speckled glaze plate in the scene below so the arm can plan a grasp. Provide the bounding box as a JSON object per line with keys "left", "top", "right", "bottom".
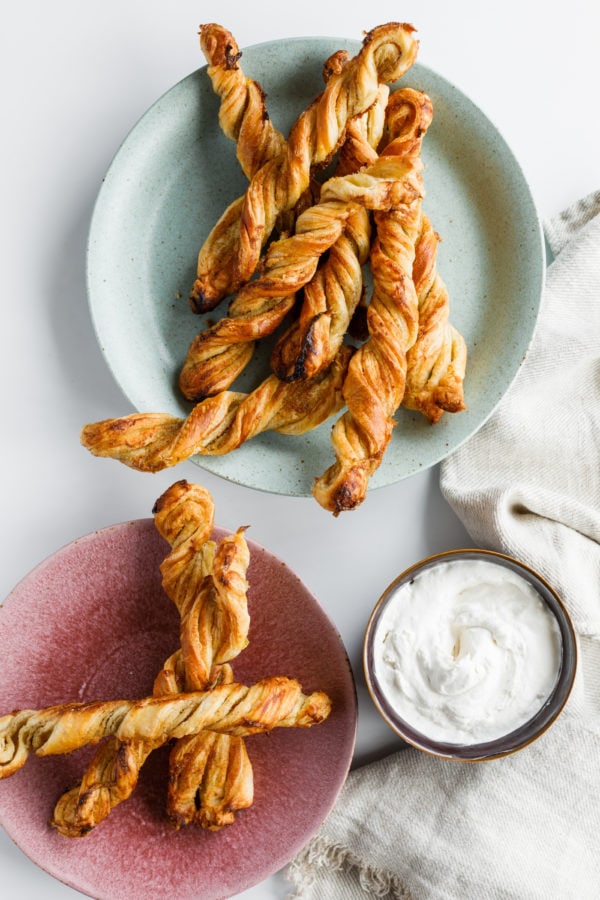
{"left": 0, "top": 520, "right": 357, "bottom": 899}
{"left": 87, "top": 36, "right": 545, "bottom": 496}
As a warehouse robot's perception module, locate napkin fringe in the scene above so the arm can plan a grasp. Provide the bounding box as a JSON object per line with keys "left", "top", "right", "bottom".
{"left": 286, "top": 835, "right": 411, "bottom": 898}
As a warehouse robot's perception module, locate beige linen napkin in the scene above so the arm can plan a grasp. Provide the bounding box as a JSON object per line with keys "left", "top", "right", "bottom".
{"left": 285, "top": 191, "right": 600, "bottom": 899}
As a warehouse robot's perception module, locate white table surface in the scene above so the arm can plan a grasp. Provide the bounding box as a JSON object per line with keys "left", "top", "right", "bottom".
{"left": 1, "top": 1, "right": 597, "bottom": 897}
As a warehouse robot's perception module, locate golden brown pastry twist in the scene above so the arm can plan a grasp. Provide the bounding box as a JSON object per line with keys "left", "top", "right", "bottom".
{"left": 403, "top": 215, "right": 467, "bottom": 421}
{"left": 312, "top": 89, "right": 431, "bottom": 514}
{"left": 192, "top": 22, "right": 418, "bottom": 311}
{"left": 81, "top": 346, "right": 352, "bottom": 472}
{"left": 153, "top": 480, "right": 253, "bottom": 830}
{"left": 268, "top": 216, "right": 371, "bottom": 382}
{"left": 50, "top": 736, "right": 158, "bottom": 836}
{"left": 198, "top": 23, "right": 287, "bottom": 180}
{"left": 153, "top": 481, "right": 250, "bottom": 691}
{"left": 269, "top": 85, "right": 389, "bottom": 382}
{"left": 190, "top": 24, "right": 289, "bottom": 312}
{"left": 0, "top": 677, "right": 331, "bottom": 780}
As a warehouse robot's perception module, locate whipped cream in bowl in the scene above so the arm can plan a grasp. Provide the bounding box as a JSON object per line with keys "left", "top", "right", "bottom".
{"left": 363, "top": 550, "right": 577, "bottom": 760}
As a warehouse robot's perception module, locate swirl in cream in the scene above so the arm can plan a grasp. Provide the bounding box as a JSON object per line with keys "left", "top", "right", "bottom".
{"left": 373, "top": 558, "right": 562, "bottom": 744}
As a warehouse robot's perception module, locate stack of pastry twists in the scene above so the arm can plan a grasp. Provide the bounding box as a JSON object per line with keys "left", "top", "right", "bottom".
{"left": 178, "top": 203, "right": 375, "bottom": 400}
{"left": 189, "top": 21, "right": 418, "bottom": 312}
{"left": 179, "top": 96, "right": 422, "bottom": 399}
{"left": 40, "top": 481, "right": 332, "bottom": 835}
{"left": 191, "top": 23, "right": 330, "bottom": 313}
{"left": 80, "top": 22, "right": 467, "bottom": 513}
{"left": 51, "top": 481, "right": 254, "bottom": 835}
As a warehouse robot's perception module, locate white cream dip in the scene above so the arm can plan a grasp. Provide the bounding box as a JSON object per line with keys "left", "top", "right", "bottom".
{"left": 373, "top": 558, "right": 562, "bottom": 745}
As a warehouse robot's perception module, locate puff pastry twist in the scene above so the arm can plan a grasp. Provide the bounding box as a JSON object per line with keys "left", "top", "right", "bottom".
{"left": 0, "top": 677, "right": 331, "bottom": 780}
{"left": 190, "top": 24, "right": 288, "bottom": 312}
{"left": 179, "top": 137, "right": 422, "bottom": 401}
{"left": 153, "top": 481, "right": 250, "bottom": 691}
{"left": 80, "top": 346, "right": 352, "bottom": 472}
{"left": 312, "top": 89, "right": 431, "bottom": 514}
{"left": 153, "top": 481, "right": 253, "bottom": 830}
{"left": 403, "top": 215, "right": 467, "bottom": 421}
{"left": 190, "top": 22, "right": 418, "bottom": 312}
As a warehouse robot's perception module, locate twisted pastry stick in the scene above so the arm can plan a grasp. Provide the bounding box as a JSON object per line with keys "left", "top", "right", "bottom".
{"left": 190, "top": 24, "right": 288, "bottom": 313}
{"left": 322, "top": 97, "right": 466, "bottom": 422}
{"left": 81, "top": 345, "right": 353, "bottom": 472}
{"left": 153, "top": 478, "right": 215, "bottom": 560}
{"left": 153, "top": 480, "right": 253, "bottom": 830}
{"left": 192, "top": 22, "right": 418, "bottom": 311}
{"left": 198, "top": 24, "right": 287, "bottom": 181}
{"left": 51, "top": 735, "right": 159, "bottom": 836}
{"left": 331, "top": 87, "right": 466, "bottom": 421}
{"left": 0, "top": 677, "right": 332, "bottom": 780}
{"left": 312, "top": 89, "right": 432, "bottom": 514}
{"left": 179, "top": 148, "right": 421, "bottom": 401}
{"left": 167, "top": 729, "right": 252, "bottom": 831}
{"left": 403, "top": 215, "right": 467, "bottom": 421}
{"left": 191, "top": 33, "right": 345, "bottom": 314}
{"left": 268, "top": 217, "right": 371, "bottom": 382}
{"left": 153, "top": 481, "right": 250, "bottom": 691}
{"left": 270, "top": 85, "right": 389, "bottom": 382}
{"left": 50, "top": 676, "right": 241, "bottom": 837}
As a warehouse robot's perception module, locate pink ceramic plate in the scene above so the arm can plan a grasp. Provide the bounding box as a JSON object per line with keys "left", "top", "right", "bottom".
{"left": 0, "top": 520, "right": 357, "bottom": 899}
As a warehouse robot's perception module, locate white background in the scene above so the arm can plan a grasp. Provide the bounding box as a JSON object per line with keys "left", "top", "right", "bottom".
{"left": 1, "top": 1, "right": 597, "bottom": 897}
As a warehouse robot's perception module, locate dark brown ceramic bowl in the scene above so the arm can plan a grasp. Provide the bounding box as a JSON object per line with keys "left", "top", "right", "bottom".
{"left": 363, "top": 548, "right": 578, "bottom": 761}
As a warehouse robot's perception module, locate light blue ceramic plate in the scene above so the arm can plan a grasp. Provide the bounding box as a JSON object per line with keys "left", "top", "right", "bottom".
{"left": 87, "top": 36, "right": 545, "bottom": 497}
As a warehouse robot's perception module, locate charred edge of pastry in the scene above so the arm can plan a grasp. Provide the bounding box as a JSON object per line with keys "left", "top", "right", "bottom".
{"left": 278, "top": 313, "right": 326, "bottom": 382}
{"left": 224, "top": 44, "right": 242, "bottom": 70}
{"left": 189, "top": 280, "right": 223, "bottom": 314}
